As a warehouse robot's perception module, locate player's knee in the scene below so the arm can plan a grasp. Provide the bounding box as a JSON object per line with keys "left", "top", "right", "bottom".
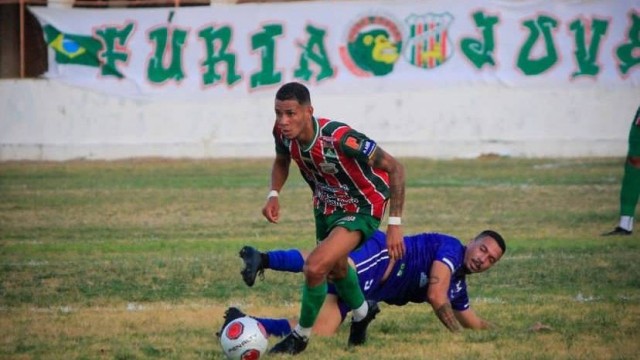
{"left": 328, "top": 266, "right": 347, "bottom": 279}
{"left": 628, "top": 156, "right": 640, "bottom": 168}
{"left": 303, "top": 260, "right": 329, "bottom": 282}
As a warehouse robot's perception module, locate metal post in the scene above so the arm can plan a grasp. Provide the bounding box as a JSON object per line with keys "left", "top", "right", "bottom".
{"left": 19, "top": 0, "right": 25, "bottom": 78}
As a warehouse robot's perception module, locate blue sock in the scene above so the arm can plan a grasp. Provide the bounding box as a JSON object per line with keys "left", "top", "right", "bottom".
{"left": 267, "top": 249, "right": 304, "bottom": 273}
{"left": 253, "top": 317, "right": 292, "bottom": 337}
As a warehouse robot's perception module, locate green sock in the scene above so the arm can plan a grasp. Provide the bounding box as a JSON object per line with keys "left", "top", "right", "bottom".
{"left": 620, "top": 162, "right": 640, "bottom": 216}
{"left": 298, "top": 281, "right": 327, "bottom": 328}
{"left": 333, "top": 266, "right": 365, "bottom": 310}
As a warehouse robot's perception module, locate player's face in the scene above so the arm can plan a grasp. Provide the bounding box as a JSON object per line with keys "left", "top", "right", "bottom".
{"left": 274, "top": 99, "right": 313, "bottom": 142}
{"left": 464, "top": 237, "right": 503, "bottom": 273}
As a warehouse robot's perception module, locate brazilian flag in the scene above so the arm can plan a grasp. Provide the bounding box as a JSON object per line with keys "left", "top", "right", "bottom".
{"left": 43, "top": 24, "right": 102, "bottom": 68}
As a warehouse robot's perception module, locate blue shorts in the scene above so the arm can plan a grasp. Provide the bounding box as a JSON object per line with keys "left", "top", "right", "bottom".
{"left": 327, "top": 231, "right": 390, "bottom": 321}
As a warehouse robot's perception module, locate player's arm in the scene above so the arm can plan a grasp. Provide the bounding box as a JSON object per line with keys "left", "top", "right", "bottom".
{"left": 369, "top": 146, "right": 406, "bottom": 260}
{"left": 427, "top": 261, "right": 462, "bottom": 332}
{"left": 454, "top": 308, "right": 493, "bottom": 330}
{"left": 262, "top": 152, "right": 291, "bottom": 223}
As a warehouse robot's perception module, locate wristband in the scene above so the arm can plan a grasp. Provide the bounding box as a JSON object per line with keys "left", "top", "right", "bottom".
{"left": 267, "top": 190, "right": 279, "bottom": 199}
{"left": 388, "top": 216, "right": 402, "bottom": 225}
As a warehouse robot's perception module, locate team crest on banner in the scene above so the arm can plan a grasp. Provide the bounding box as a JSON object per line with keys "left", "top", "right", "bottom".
{"left": 339, "top": 13, "right": 404, "bottom": 77}
{"left": 404, "top": 13, "right": 454, "bottom": 69}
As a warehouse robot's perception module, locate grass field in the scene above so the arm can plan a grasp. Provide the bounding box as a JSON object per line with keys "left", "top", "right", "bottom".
{"left": 1, "top": 157, "right": 639, "bottom": 359}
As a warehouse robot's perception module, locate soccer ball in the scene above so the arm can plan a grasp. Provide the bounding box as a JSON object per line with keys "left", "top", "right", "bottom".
{"left": 220, "top": 316, "right": 269, "bottom": 360}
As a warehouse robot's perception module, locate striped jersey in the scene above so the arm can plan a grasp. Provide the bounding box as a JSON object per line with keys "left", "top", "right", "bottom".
{"left": 274, "top": 117, "right": 390, "bottom": 218}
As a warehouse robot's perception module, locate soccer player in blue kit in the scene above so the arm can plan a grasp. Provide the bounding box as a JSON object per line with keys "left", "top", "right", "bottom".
{"left": 220, "top": 229, "right": 506, "bottom": 339}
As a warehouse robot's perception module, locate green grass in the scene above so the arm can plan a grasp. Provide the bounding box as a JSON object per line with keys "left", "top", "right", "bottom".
{"left": 1, "top": 157, "right": 639, "bottom": 359}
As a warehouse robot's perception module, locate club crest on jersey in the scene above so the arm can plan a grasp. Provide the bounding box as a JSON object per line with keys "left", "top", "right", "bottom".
{"left": 322, "top": 136, "right": 338, "bottom": 158}
{"left": 319, "top": 162, "right": 338, "bottom": 174}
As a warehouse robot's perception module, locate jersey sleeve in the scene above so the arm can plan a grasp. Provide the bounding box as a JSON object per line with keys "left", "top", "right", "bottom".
{"left": 435, "top": 241, "right": 464, "bottom": 274}
{"left": 338, "top": 129, "right": 378, "bottom": 162}
{"left": 435, "top": 238, "right": 469, "bottom": 311}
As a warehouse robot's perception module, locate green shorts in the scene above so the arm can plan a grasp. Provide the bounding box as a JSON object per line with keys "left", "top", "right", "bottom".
{"left": 314, "top": 209, "right": 380, "bottom": 247}
{"left": 628, "top": 105, "right": 640, "bottom": 157}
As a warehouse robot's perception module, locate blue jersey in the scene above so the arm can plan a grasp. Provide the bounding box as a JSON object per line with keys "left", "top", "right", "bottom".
{"left": 330, "top": 230, "right": 470, "bottom": 319}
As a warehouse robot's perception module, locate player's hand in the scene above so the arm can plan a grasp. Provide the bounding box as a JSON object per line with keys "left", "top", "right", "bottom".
{"left": 386, "top": 225, "right": 404, "bottom": 260}
{"left": 262, "top": 197, "right": 280, "bottom": 223}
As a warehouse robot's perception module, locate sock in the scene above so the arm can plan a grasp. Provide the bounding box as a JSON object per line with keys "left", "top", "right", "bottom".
{"left": 298, "top": 281, "right": 327, "bottom": 329}
{"left": 293, "top": 324, "right": 311, "bottom": 339}
{"left": 351, "top": 301, "right": 369, "bottom": 322}
{"left": 619, "top": 162, "right": 640, "bottom": 229}
{"left": 333, "top": 266, "right": 367, "bottom": 321}
{"left": 267, "top": 249, "right": 305, "bottom": 273}
{"left": 619, "top": 216, "right": 634, "bottom": 232}
{"left": 253, "top": 317, "right": 291, "bottom": 337}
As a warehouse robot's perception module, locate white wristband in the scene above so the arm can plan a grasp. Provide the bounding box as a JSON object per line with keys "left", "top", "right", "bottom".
{"left": 267, "top": 190, "right": 279, "bottom": 199}
{"left": 388, "top": 216, "right": 402, "bottom": 225}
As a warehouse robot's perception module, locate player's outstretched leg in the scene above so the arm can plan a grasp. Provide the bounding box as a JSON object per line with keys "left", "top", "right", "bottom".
{"left": 348, "top": 300, "right": 380, "bottom": 346}
{"left": 239, "top": 246, "right": 265, "bottom": 287}
{"left": 216, "top": 307, "right": 246, "bottom": 338}
{"left": 268, "top": 331, "right": 308, "bottom": 355}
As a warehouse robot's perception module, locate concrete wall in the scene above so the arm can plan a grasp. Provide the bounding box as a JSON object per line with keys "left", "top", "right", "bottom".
{"left": 0, "top": 79, "right": 638, "bottom": 161}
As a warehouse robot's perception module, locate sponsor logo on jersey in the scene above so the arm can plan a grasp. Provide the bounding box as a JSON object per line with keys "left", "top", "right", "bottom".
{"left": 395, "top": 262, "right": 406, "bottom": 277}
{"left": 345, "top": 135, "right": 360, "bottom": 150}
{"left": 363, "top": 279, "right": 374, "bottom": 291}
{"left": 319, "top": 162, "right": 338, "bottom": 174}
{"left": 454, "top": 280, "right": 463, "bottom": 293}
{"left": 419, "top": 272, "right": 428, "bottom": 287}
{"left": 321, "top": 136, "right": 337, "bottom": 145}
{"left": 338, "top": 216, "right": 357, "bottom": 224}
{"left": 362, "top": 140, "right": 376, "bottom": 157}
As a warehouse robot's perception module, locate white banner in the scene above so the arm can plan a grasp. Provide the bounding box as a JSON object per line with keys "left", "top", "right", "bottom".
{"left": 30, "top": 0, "right": 640, "bottom": 99}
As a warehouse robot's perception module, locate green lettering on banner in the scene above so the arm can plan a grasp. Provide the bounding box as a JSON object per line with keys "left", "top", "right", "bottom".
{"left": 569, "top": 18, "right": 609, "bottom": 78}
{"left": 294, "top": 24, "right": 334, "bottom": 82}
{"left": 250, "top": 24, "right": 283, "bottom": 88}
{"left": 517, "top": 15, "right": 559, "bottom": 76}
{"left": 198, "top": 26, "right": 242, "bottom": 86}
{"left": 147, "top": 27, "right": 187, "bottom": 83}
{"left": 615, "top": 12, "right": 640, "bottom": 76}
{"left": 96, "top": 23, "right": 134, "bottom": 78}
{"left": 460, "top": 11, "right": 499, "bottom": 69}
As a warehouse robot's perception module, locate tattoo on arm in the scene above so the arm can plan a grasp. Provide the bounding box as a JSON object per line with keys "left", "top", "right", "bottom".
{"left": 372, "top": 149, "right": 405, "bottom": 216}
{"left": 435, "top": 303, "right": 462, "bottom": 332}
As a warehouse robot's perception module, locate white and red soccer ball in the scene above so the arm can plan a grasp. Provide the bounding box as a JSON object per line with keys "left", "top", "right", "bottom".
{"left": 220, "top": 316, "right": 269, "bottom": 360}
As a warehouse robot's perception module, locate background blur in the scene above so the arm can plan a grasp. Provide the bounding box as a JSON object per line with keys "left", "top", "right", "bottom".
{"left": 1, "top": 0, "right": 639, "bottom": 161}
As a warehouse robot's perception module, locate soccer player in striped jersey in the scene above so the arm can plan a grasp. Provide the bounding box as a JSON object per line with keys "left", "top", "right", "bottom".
{"left": 221, "top": 229, "right": 506, "bottom": 339}
{"left": 262, "top": 82, "right": 406, "bottom": 354}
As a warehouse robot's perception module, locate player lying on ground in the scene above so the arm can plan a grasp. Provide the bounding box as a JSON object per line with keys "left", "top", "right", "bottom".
{"left": 219, "top": 229, "right": 506, "bottom": 339}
